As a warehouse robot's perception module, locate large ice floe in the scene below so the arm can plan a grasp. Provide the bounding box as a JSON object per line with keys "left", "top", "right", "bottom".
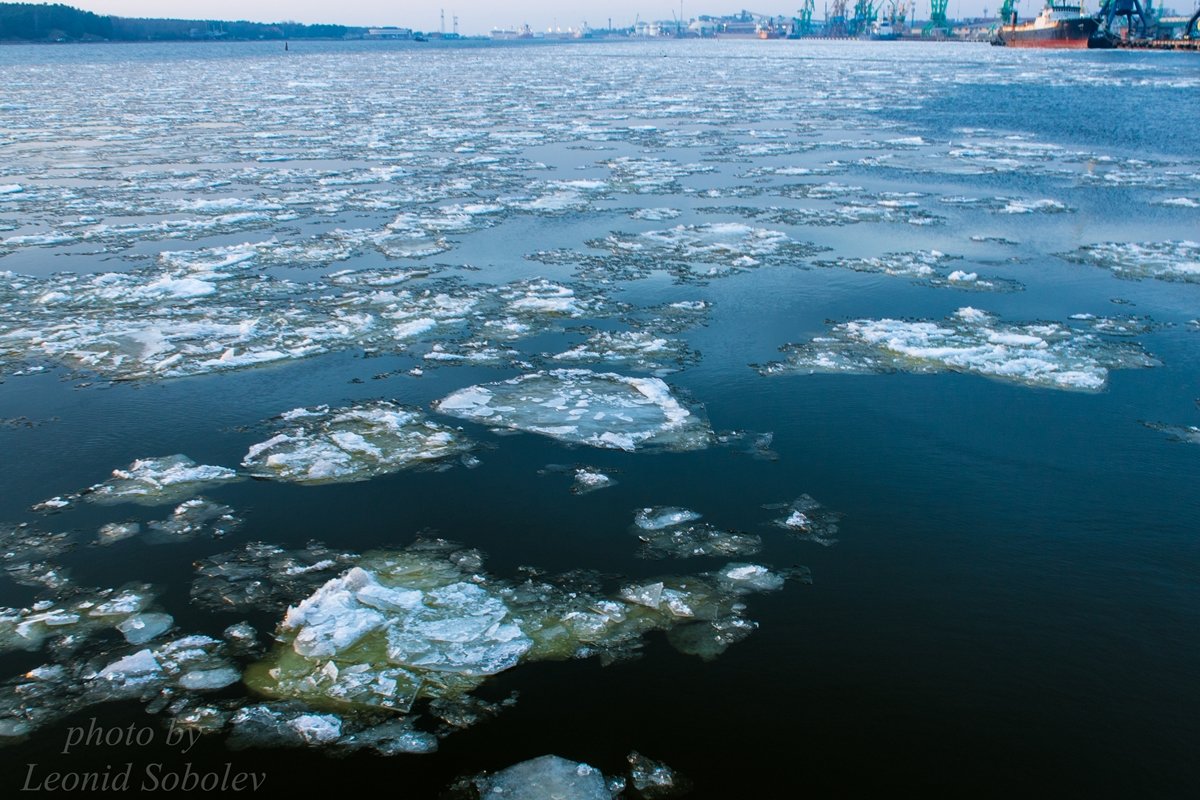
{"left": 243, "top": 538, "right": 792, "bottom": 722}
{"left": 434, "top": 369, "right": 712, "bottom": 452}
{"left": 758, "top": 307, "right": 1156, "bottom": 392}
{"left": 1058, "top": 240, "right": 1200, "bottom": 283}
{"left": 242, "top": 401, "right": 473, "bottom": 484}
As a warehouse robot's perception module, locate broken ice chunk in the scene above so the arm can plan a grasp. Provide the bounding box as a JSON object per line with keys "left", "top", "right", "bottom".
{"left": 758, "top": 307, "right": 1156, "bottom": 392}
{"left": 666, "top": 617, "right": 758, "bottom": 661}
{"left": 636, "top": 524, "right": 762, "bottom": 560}
{"left": 116, "top": 612, "right": 174, "bottom": 645}
{"left": 0, "top": 584, "right": 158, "bottom": 653}
{"left": 550, "top": 329, "right": 699, "bottom": 374}
{"left": 713, "top": 563, "right": 786, "bottom": 593}
{"left": 146, "top": 499, "right": 241, "bottom": 542}
{"left": 243, "top": 401, "right": 473, "bottom": 484}
{"left": 81, "top": 455, "right": 239, "bottom": 507}
{"left": 634, "top": 507, "right": 703, "bottom": 531}
{"left": 627, "top": 751, "right": 690, "bottom": 798}
{"left": 190, "top": 541, "right": 359, "bottom": 613}
{"left": 435, "top": 370, "right": 712, "bottom": 452}
{"left": 768, "top": 494, "right": 842, "bottom": 546}
{"left": 473, "top": 755, "right": 611, "bottom": 800}
{"left": 97, "top": 522, "right": 141, "bottom": 545}
{"left": 1059, "top": 241, "right": 1200, "bottom": 283}
{"left": 572, "top": 468, "right": 615, "bottom": 494}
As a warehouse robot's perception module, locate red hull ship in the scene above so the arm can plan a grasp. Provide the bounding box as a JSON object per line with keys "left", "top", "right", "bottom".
{"left": 992, "top": 3, "right": 1101, "bottom": 48}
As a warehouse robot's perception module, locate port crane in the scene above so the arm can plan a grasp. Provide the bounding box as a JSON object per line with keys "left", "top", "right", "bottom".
{"left": 797, "top": 0, "right": 816, "bottom": 35}
{"left": 923, "top": 0, "right": 953, "bottom": 35}
{"left": 849, "top": 0, "right": 879, "bottom": 35}
{"left": 827, "top": 0, "right": 850, "bottom": 35}
{"left": 1095, "top": 0, "right": 1153, "bottom": 38}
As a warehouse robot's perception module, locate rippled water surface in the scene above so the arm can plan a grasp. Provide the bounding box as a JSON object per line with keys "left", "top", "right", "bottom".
{"left": 1, "top": 39, "right": 1198, "bottom": 797}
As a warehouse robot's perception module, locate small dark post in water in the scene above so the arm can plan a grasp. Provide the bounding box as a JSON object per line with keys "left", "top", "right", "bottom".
{"left": 285, "top": 42, "right": 289, "bottom": 51}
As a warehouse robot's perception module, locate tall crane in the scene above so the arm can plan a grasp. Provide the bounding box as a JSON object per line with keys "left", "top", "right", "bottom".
{"left": 1096, "top": 0, "right": 1153, "bottom": 39}
{"left": 798, "top": 0, "right": 816, "bottom": 35}
{"left": 923, "top": 0, "right": 952, "bottom": 35}
{"left": 828, "top": 0, "right": 850, "bottom": 35}
{"left": 849, "top": 0, "right": 878, "bottom": 34}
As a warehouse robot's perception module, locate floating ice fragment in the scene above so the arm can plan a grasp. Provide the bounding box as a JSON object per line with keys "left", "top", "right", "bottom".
{"left": 190, "top": 541, "right": 359, "bottom": 613}
{"left": 812, "top": 251, "right": 1021, "bottom": 292}
{"left": 636, "top": 523, "right": 761, "bottom": 561}
{"left": 1154, "top": 197, "right": 1199, "bottom": 209}
{"left": 572, "top": 468, "right": 615, "bottom": 495}
{"left": 81, "top": 455, "right": 239, "bottom": 507}
{"left": 628, "top": 751, "right": 690, "bottom": 798}
{"left": 145, "top": 499, "right": 241, "bottom": 543}
{"left": 473, "top": 755, "right": 611, "bottom": 800}
{"left": 630, "top": 207, "right": 682, "bottom": 221}
{"left": 243, "top": 401, "right": 473, "bottom": 484}
{"left": 596, "top": 223, "right": 823, "bottom": 278}
{"left": 768, "top": 495, "right": 842, "bottom": 546}
{"left": 714, "top": 563, "right": 786, "bottom": 593}
{"left": 758, "top": 308, "right": 1156, "bottom": 392}
{"left": 1059, "top": 241, "right": 1200, "bottom": 283}
{"left": 634, "top": 507, "right": 703, "bottom": 531}
{"left": 0, "top": 584, "right": 157, "bottom": 653}
{"left": 116, "top": 613, "right": 174, "bottom": 645}
{"left": 550, "top": 329, "right": 699, "bottom": 374}
{"left": 97, "top": 522, "right": 141, "bottom": 545}
{"left": 435, "top": 370, "right": 712, "bottom": 452}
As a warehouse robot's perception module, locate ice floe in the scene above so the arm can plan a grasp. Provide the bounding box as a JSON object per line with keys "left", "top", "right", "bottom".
{"left": 435, "top": 370, "right": 713, "bottom": 452}
{"left": 758, "top": 307, "right": 1156, "bottom": 391}
{"left": 550, "top": 329, "right": 699, "bottom": 374}
{"left": 1059, "top": 241, "right": 1200, "bottom": 283}
{"left": 573, "top": 468, "right": 616, "bottom": 494}
{"left": 33, "top": 455, "right": 239, "bottom": 511}
{"left": 812, "top": 250, "right": 1022, "bottom": 292}
{"left": 0, "top": 584, "right": 161, "bottom": 653}
{"left": 0, "top": 523, "right": 77, "bottom": 589}
{"left": 191, "top": 542, "right": 360, "bottom": 614}
{"left": 766, "top": 495, "right": 842, "bottom": 546}
{"left": 245, "top": 539, "right": 792, "bottom": 722}
{"left": 0, "top": 632, "right": 239, "bottom": 743}
{"left": 242, "top": 401, "right": 473, "bottom": 484}
{"left": 634, "top": 512, "right": 762, "bottom": 560}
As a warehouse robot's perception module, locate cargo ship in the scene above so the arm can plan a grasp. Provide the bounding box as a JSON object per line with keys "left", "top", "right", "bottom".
{"left": 991, "top": 2, "right": 1100, "bottom": 48}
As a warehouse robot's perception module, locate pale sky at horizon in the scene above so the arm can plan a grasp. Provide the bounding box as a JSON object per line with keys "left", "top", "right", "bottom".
{"left": 48, "top": 0, "right": 1200, "bottom": 34}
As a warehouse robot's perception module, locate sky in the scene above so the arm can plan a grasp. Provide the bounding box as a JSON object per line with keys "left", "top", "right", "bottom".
{"left": 61, "top": 1, "right": 1035, "bottom": 34}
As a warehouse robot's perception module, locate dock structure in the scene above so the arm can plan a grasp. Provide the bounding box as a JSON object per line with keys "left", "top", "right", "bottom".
{"left": 1110, "top": 37, "right": 1200, "bottom": 50}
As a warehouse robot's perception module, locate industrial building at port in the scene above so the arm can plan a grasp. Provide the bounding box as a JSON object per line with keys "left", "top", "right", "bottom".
{"left": 436, "top": 4, "right": 1198, "bottom": 44}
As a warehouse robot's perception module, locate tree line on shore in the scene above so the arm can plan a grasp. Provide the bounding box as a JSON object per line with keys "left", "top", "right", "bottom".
{"left": 0, "top": 3, "right": 362, "bottom": 42}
